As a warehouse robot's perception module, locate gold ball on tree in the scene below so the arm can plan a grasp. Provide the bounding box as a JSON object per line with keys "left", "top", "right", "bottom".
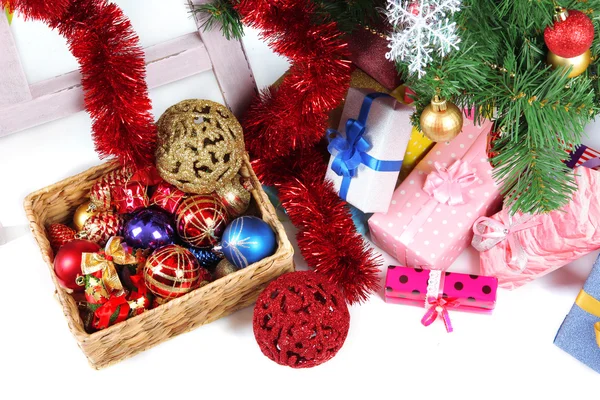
{"left": 419, "top": 95, "right": 464, "bottom": 142}
{"left": 547, "top": 48, "right": 591, "bottom": 78}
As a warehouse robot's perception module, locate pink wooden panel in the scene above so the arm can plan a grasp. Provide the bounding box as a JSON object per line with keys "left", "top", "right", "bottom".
{"left": 0, "top": 13, "right": 31, "bottom": 106}
{"left": 189, "top": 0, "right": 258, "bottom": 118}
{"left": 0, "top": 33, "right": 213, "bottom": 137}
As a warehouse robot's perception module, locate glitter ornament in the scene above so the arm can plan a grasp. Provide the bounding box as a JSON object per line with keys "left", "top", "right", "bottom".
{"left": 155, "top": 100, "right": 245, "bottom": 194}
{"left": 419, "top": 94, "right": 463, "bottom": 142}
{"left": 73, "top": 200, "right": 98, "bottom": 231}
{"left": 54, "top": 239, "right": 101, "bottom": 292}
{"left": 221, "top": 216, "right": 278, "bottom": 269}
{"left": 215, "top": 175, "right": 252, "bottom": 217}
{"left": 253, "top": 271, "right": 350, "bottom": 368}
{"left": 544, "top": 8, "right": 594, "bottom": 58}
{"left": 78, "top": 212, "right": 124, "bottom": 246}
{"left": 144, "top": 244, "right": 211, "bottom": 300}
{"left": 123, "top": 207, "right": 175, "bottom": 250}
{"left": 547, "top": 48, "right": 591, "bottom": 78}
{"left": 212, "top": 259, "right": 238, "bottom": 280}
{"left": 188, "top": 246, "right": 223, "bottom": 271}
{"left": 175, "top": 195, "right": 230, "bottom": 248}
{"left": 48, "top": 223, "right": 76, "bottom": 252}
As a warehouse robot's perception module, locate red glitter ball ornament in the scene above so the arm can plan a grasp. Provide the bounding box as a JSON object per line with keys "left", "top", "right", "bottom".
{"left": 544, "top": 9, "right": 595, "bottom": 58}
{"left": 175, "top": 195, "right": 229, "bottom": 247}
{"left": 144, "top": 244, "right": 211, "bottom": 300}
{"left": 253, "top": 271, "right": 350, "bottom": 368}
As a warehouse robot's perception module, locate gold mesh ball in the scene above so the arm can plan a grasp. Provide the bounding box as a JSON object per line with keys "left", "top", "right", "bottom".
{"left": 155, "top": 100, "right": 245, "bottom": 194}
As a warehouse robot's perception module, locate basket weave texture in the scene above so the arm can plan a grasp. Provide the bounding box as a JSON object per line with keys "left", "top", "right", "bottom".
{"left": 24, "top": 155, "right": 295, "bottom": 369}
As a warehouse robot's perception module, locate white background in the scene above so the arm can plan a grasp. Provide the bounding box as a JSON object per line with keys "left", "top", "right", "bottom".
{"left": 0, "top": 1, "right": 598, "bottom": 398}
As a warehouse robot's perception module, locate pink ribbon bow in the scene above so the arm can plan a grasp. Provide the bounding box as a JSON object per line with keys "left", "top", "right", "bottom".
{"left": 421, "top": 298, "right": 458, "bottom": 333}
{"left": 423, "top": 160, "right": 478, "bottom": 206}
{"left": 471, "top": 210, "right": 542, "bottom": 272}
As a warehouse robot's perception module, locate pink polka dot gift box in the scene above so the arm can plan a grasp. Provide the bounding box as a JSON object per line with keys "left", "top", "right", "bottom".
{"left": 473, "top": 166, "right": 600, "bottom": 289}
{"left": 385, "top": 265, "right": 498, "bottom": 332}
{"left": 369, "top": 117, "right": 502, "bottom": 270}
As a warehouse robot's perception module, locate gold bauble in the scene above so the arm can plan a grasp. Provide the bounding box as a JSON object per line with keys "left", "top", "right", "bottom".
{"left": 215, "top": 175, "right": 252, "bottom": 217}
{"left": 547, "top": 49, "right": 591, "bottom": 78}
{"left": 155, "top": 99, "right": 245, "bottom": 194}
{"left": 73, "top": 201, "right": 98, "bottom": 231}
{"left": 213, "top": 259, "right": 239, "bottom": 280}
{"left": 419, "top": 96, "right": 464, "bottom": 142}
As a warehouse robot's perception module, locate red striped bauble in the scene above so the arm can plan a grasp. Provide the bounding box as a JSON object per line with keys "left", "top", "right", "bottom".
{"left": 143, "top": 244, "right": 211, "bottom": 300}
{"left": 175, "top": 195, "right": 229, "bottom": 247}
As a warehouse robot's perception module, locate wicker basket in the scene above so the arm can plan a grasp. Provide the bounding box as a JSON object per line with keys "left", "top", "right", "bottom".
{"left": 24, "top": 155, "right": 295, "bottom": 369}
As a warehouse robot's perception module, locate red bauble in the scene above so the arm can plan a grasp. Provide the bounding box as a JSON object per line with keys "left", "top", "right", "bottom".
{"left": 47, "top": 223, "right": 76, "bottom": 252}
{"left": 175, "top": 195, "right": 229, "bottom": 247}
{"left": 253, "top": 271, "right": 350, "bottom": 368}
{"left": 143, "top": 244, "right": 211, "bottom": 300}
{"left": 53, "top": 240, "right": 101, "bottom": 292}
{"left": 544, "top": 10, "right": 595, "bottom": 58}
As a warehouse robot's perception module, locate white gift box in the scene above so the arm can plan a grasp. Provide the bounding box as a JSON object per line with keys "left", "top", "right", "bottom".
{"left": 325, "top": 88, "right": 413, "bottom": 213}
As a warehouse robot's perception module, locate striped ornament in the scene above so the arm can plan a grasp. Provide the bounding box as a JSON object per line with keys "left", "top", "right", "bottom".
{"left": 175, "top": 195, "right": 229, "bottom": 247}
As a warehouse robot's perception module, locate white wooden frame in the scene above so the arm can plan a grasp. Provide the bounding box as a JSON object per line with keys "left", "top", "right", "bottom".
{"left": 0, "top": 0, "right": 257, "bottom": 137}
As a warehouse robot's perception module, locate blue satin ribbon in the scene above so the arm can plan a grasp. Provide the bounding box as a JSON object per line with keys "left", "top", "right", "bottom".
{"left": 327, "top": 92, "right": 403, "bottom": 200}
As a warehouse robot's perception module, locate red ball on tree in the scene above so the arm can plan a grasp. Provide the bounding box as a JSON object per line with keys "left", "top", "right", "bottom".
{"left": 53, "top": 239, "right": 101, "bottom": 292}
{"left": 253, "top": 271, "right": 350, "bottom": 368}
{"left": 544, "top": 9, "right": 594, "bottom": 58}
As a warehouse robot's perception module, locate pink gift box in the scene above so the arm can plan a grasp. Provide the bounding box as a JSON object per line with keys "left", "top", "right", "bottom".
{"left": 369, "top": 118, "right": 502, "bottom": 270}
{"left": 385, "top": 265, "right": 498, "bottom": 312}
{"left": 473, "top": 166, "right": 600, "bottom": 289}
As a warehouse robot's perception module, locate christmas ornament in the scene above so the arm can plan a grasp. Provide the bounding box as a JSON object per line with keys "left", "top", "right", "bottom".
{"left": 253, "top": 271, "right": 350, "bottom": 368}
{"left": 547, "top": 48, "right": 591, "bottom": 78}
{"left": 144, "top": 244, "right": 211, "bottom": 300}
{"left": 4, "top": 0, "right": 157, "bottom": 168}
{"left": 53, "top": 239, "right": 101, "bottom": 291}
{"left": 385, "top": 0, "right": 462, "bottom": 77}
{"left": 155, "top": 100, "right": 245, "bottom": 194}
{"left": 221, "top": 216, "right": 277, "bottom": 269}
{"left": 123, "top": 208, "right": 175, "bottom": 250}
{"left": 215, "top": 175, "right": 252, "bottom": 217}
{"left": 150, "top": 181, "right": 186, "bottom": 214}
{"left": 112, "top": 182, "right": 149, "bottom": 214}
{"left": 188, "top": 246, "right": 223, "bottom": 271}
{"left": 175, "top": 195, "right": 229, "bottom": 248}
{"left": 47, "top": 223, "right": 76, "bottom": 252}
{"left": 89, "top": 292, "right": 131, "bottom": 331}
{"left": 73, "top": 200, "right": 98, "bottom": 231}
{"left": 419, "top": 93, "right": 463, "bottom": 142}
{"left": 544, "top": 8, "right": 594, "bottom": 59}
{"left": 78, "top": 212, "right": 124, "bottom": 246}
{"left": 127, "top": 274, "right": 152, "bottom": 316}
{"left": 234, "top": 0, "right": 381, "bottom": 304}
{"left": 212, "top": 259, "right": 238, "bottom": 280}
{"left": 89, "top": 167, "right": 133, "bottom": 212}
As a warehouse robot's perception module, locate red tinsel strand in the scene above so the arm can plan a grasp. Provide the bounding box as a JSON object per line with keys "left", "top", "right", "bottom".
{"left": 236, "top": 0, "right": 381, "bottom": 303}
{"left": 3, "top": 0, "right": 70, "bottom": 21}
{"left": 2, "top": 0, "right": 156, "bottom": 169}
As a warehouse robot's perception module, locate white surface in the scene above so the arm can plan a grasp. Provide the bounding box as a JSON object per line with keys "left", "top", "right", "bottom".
{"left": 0, "top": 2, "right": 598, "bottom": 398}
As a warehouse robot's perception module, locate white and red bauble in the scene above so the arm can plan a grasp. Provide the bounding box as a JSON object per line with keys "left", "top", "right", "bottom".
{"left": 175, "top": 195, "right": 229, "bottom": 247}
{"left": 143, "top": 244, "right": 211, "bottom": 300}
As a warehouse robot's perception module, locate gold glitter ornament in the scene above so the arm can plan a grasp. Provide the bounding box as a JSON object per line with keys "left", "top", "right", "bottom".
{"left": 155, "top": 100, "right": 245, "bottom": 194}
{"left": 215, "top": 174, "right": 252, "bottom": 217}
{"left": 213, "top": 259, "right": 239, "bottom": 280}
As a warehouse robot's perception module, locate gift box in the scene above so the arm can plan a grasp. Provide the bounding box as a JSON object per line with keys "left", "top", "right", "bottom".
{"left": 369, "top": 117, "right": 501, "bottom": 270}
{"left": 385, "top": 265, "right": 498, "bottom": 331}
{"left": 565, "top": 144, "right": 600, "bottom": 170}
{"left": 325, "top": 88, "right": 413, "bottom": 213}
{"left": 554, "top": 254, "right": 600, "bottom": 373}
{"left": 473, "top": 166, "right": 600, "bottom": 289}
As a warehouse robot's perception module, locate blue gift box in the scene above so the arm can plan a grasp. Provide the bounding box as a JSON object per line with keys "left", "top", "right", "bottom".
{"left": 554, "top": 255, "right": 600, "bottom": 373}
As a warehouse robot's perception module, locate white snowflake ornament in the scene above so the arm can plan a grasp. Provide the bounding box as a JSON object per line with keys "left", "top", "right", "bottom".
{"left": 386, "top": 0, "right": 462, "bottom": 77}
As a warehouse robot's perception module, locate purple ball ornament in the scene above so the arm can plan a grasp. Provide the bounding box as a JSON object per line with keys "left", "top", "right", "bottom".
{"left": 123, "top": 207, "right": 176, "bottom": 250}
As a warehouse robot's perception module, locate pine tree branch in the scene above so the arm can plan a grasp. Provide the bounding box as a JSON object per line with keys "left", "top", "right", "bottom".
{"left": 191, "top": 0, "right": 244, "bottom": 41}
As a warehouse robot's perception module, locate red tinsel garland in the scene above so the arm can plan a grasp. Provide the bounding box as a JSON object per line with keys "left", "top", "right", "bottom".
{"left": 3, "top": 0, "right": 156, "bottom": 169}
{"left": 236, "top": 0, "right": 381, "bottom": 304}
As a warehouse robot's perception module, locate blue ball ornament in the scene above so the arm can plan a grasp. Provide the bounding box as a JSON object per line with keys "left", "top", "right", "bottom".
{"left": 123, "top": 207, "right": 176, "bottom": 250}
{"left": 221, "top": 216, "right": 277, "bottom": 269}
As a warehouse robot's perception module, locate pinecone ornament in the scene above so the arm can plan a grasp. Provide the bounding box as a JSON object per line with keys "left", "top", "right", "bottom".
{"left": 89, "top": 167, "right": 133, "bottom": 211}
{"left": 77, "top": 212, "right": 124, "bottom": 246}
{"left": 47, "top": 224, "right": 76, "bottom": 252}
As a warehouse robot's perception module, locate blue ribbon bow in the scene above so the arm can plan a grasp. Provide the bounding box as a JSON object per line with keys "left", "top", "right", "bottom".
{"left": 327, "top": 92, "right": 403, "bottom": 200}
